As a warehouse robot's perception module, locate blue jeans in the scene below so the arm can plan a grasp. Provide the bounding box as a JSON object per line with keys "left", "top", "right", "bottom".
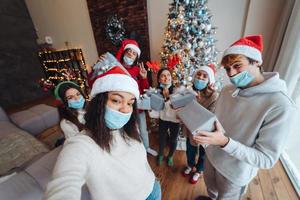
{"left": 138, "top": 111, "right": 149, "bottom": 149}
{"left": 186, "top": 138, "right": 205, "bottom": 172}
{"left": 146, "top": 180, "right": 161, "bottom": 200}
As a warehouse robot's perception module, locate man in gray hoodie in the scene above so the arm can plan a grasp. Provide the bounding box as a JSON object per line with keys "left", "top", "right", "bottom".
{"left": 193, "top": 35, "right": 297, "bottom": 200}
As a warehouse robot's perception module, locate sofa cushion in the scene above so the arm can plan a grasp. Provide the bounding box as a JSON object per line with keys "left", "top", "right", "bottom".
{"left": 9, "top": 104, "right": 59, "bottom": 136}
{"left": 0, "top": 121, "right": 23, "bottom": 138}
{"left": 0, "top": 171, "right": 43, "bottom": 200}
{"left": 26, "top": 146, "right": 62, "bottom": 190}
{"left": 0, "top": 130, "right": 49, "bottom": 176}
{"left": 9, "top": 110, "right": 47, "bottom": 136}
{"left": 0, "top": 107, "right": 9, "bottom": 121}
{"left": 29, "top": 104, "right": 59, "bottom": 128}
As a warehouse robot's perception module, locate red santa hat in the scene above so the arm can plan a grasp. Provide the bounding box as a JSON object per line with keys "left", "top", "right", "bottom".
{"left": 116, "top": 39, "right": 141, "bottom": 61}
{"left": 223, "top": 35, "right": 263, "bottom": 65}
{"left": 193, "top": 64, "right": 216, "bottom": 84}
{"left": 90, "top": 66, "right": 139, "bottom": 99}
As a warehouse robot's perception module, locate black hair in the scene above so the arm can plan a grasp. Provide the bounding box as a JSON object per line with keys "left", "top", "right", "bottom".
{"left": 84, "top": 92, "right": 141, "bottom": 152}
{"left": 157, "top": 67, "right": 171, "bottom": 84}
{"left": 57, "top": 83, "right": 86, "bottom": 131}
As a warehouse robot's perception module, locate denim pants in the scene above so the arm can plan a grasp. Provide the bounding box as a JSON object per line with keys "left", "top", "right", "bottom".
{"left": 186, "top": 138, "right": 205, "bottom": 172}
{"left": 146, "top": 180, "right": 161, "bottom": 200}
{"left": 138, "top": 111, "right": 149, "bottom": 149}
{"left": 158, "top": 119, "right": 180, "bottom": 157}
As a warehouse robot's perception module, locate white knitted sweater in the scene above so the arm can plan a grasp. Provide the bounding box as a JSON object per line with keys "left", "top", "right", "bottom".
{"left": 44, "top": 130, "right": 155, "bottom": 200}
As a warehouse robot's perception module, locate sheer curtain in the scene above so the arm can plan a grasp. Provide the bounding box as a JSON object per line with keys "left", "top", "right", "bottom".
{"left": 266, "top": 0, "right": 300, "bottom": 196}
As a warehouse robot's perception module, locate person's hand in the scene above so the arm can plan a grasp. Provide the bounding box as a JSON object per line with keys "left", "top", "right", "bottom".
{"left": 193, "top": 121, "right": 229, "bottom": 147}
{"left": 96, "top": 54, "right": 106, "bottom": 63}
{"left": 207, "top": 83, "right": 216, "bottom": 93}
{"left": 162, "top": 88, "right": 169, "bottom": 99}
{"left": 139, "top": 62, "right": 147, "bottom": 79}
{"left": 196, "top": 90, "right": 202, "bottom": 102}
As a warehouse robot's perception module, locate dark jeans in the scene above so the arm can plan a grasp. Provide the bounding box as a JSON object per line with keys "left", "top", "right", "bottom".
{"left": 158, "top": 119, "right": 180, "bottom": 158}
{"left": 186, "top": 138, "right": 205, "bottom": 172}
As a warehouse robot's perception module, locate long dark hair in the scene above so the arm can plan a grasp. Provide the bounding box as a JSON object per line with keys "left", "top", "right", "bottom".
{"left": 57, "top": 83, "right": 86, "bottom": 131}
{"left": 84, "top": 92, "right": 141, "bottom": 152}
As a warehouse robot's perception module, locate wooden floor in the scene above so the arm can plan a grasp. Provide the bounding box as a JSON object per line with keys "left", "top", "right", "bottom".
{"left": 7, "top": 97, "right": 299, "bottom": 200}
{"left": 147, "top": 129, "right": 299, "bottom": 200}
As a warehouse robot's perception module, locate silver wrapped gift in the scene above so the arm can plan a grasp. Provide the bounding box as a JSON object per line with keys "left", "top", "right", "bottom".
{"left": 137, "top": 95, "right": 151, "bottom": 110}
{"left": 176, "top": 99, "right": 216, "bottom": 135}
{"left": 170, "top": 90, "right": 196, "bottom": 109}
{"left": 90, "top": 52, "right": 129, "bottom": 80}
{"left": 144, "top": 88, "right": 165, "bottom": 111}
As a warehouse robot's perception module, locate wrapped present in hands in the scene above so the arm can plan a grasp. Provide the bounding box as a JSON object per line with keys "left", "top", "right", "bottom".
{"left": 170, "top": 89, "right": 197, "bottom": 109}
{"left": 144, "top": 87, "right": 165, "bottom": 111}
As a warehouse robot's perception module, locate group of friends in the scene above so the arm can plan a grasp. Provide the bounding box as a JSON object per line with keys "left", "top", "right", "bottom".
{"left": 43, "top": 35, "right": 296, "bottom": 200}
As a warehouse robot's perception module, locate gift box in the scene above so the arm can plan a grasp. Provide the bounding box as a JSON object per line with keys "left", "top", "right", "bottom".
{"left": 176, "top": 99, "right": 216, "bottom": 135}
{"left": 90, "top": 52, "right": 128, "bottom": 81}
{"left": 137, "top": 95, "right": 151, "bottom": 110}
{"left": 150, "top": 93, "right": 165, "bottom": 111}
{"left": 144, "top": 88, "right": 165, "bottom": 111}
{"left": 170, "top": 90, "right": 196, "bottom": 109}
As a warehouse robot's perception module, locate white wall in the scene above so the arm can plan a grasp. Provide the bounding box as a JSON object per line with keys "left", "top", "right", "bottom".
{"left": 244, "top": 0, "right": 286, "bottom": 58}
{"left": 147, "top": 0, "right": 285, "bottom": 63}
{"left": 25, "top": 0, "right": 98, "bottom": 66}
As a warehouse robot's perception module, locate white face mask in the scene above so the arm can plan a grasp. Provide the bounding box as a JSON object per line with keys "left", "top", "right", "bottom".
{"left": 123, "top": 56, "right": 134, "bottom": 66}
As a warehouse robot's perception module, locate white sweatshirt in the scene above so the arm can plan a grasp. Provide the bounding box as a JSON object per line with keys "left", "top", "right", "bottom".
{"left": 44, "top": 130, "right": 155, "bottom": 200}
{"left": 60, "top": 109, "right": 86, "bottom": 138}
{"left": 206, "top": 72, "right": 297, "bottom": 186}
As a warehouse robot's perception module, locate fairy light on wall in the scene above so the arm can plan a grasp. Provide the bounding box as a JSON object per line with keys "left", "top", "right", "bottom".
{"left": 38, "top": 48, "right": 90, "bottom": 95}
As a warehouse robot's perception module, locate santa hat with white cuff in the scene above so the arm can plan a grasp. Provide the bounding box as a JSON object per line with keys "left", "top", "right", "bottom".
{"left": 116, "top": 39, "right": 141, "bottom": 61}
{"left": 193, "top": 64, "right": 216, "bottom": 84}
{"left": 222, "top": 35, "right": 264, "bottom": 65}
{"left": 90, "top": 66, "right": 140, "bottom": 99}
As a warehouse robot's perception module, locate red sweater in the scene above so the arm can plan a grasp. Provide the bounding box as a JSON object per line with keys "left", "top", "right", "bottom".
{"left": 124, "top": 65, "right": 149, "bottom": 95}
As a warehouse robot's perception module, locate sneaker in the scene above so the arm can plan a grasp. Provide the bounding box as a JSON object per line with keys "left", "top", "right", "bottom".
{"left": 182, "top": 166, "right": 192, "bottom": 177}
{"left": 167, "top": 157, "right": 174, "bottom": 167}
{"left": 190, "top": 172, "right": 202, "bottom": 184}
{"left": 157, "top": 155, "right": 164, "bottom": 166}
{"left": 146, "top": 147, "right": 158, "bottom": 156}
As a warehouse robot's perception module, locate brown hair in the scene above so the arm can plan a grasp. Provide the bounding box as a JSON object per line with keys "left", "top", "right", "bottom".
{"left": 57, "top": 84, "right": 86, "bottom": 131}
{"left": 221, "top": 54, "right": 263, "bottom": 72}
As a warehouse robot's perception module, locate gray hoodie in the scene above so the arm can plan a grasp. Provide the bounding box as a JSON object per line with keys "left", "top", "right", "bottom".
{"left": 206, "top": 72, "right": 297, "bottom": 186}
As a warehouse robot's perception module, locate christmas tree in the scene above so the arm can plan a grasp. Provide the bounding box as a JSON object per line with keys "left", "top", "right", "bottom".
{"left": 161, "top": 0, "right": 221, "bottom": 88}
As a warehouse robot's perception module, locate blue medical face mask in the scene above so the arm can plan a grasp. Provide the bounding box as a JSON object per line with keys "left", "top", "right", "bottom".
{"left": 194, "top": 79, "right": 208, "bottom": 90}
{"left": 123, "top": 56, "right": 134, "bottom": 66}
{"left": 230, "top": 71, "right": 254, "bottom": 88}
{"left": 68, "top": 95, "right": 85, "bottom": 109}
{"left": 104, "top": 106, "right": 132, "bottom": 130}
{"left": 160, "top": 83, "right": 171, "bottom": 89}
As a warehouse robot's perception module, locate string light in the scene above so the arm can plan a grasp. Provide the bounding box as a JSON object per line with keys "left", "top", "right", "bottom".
{"left": 38, "top": 48, "right": 89, "bottom": 95}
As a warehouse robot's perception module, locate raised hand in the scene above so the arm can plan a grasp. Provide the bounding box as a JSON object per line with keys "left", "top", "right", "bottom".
{"left": 139, "top": 62, "right": 147, "bottom": 79}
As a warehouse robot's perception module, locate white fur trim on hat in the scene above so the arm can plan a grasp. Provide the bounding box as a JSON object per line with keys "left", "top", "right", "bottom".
{"left": 124, "top": 44, "right": 141, "bottom": 57}
{"left": 193, "top": 66, "right": 216, "bottom": 84}
{"left": 90, "top": 74, "right": 140, "bottom": 99}
{"left": 223, "top": 45, "right": 263, "bottom": 64}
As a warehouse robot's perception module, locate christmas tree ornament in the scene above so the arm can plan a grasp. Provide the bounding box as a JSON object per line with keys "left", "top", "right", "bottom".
{"left": 160, "top": 0, "right": 222, "bottom": 89}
